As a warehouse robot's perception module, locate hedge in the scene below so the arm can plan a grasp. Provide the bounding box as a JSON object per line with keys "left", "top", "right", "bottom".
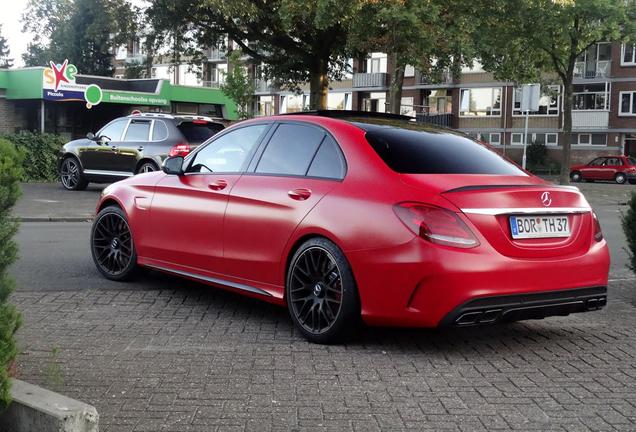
{"left": 1, "top": 132, "right": 65, "bottom": 182}
{"left": 622, "top": 192, "right": 636, "bottom": 275}
{"left": 0, "top": 138, "right": 22, "bottom": 411}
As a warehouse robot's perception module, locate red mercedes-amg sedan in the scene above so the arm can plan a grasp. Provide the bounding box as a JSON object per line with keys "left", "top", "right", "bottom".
{"left": 90, "top": 112, "right": 610, "bottom": 343}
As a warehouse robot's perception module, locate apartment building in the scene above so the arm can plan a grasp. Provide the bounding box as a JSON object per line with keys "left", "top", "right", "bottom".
{"left": 113, "top": 39, "right": 636, "bottom": 164}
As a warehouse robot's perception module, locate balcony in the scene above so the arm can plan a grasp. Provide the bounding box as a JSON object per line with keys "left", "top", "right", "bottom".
{"left": 205, "top": 48, "right": 226, "bottom": 61}
{"left": 416, "top": 70, "right": 453, "bottom": 85}
{"left": 254, "top": 79, "right": 276, "bottom": 93}
{"left": 416, "top": 113, "right": 454, "bottom": 128}
{"left": 200, "top": 80, "right": 221, "bottom": 89}
{"left": 572, "top": 111, "right": 609, "bottom": 130}
{"left": 353, "top": 73, "right": 387, "bottom": 88}
{"left": 574, "top": 60, "right": 610, "bottom": 79}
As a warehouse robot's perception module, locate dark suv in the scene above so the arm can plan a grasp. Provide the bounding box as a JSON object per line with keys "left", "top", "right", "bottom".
{"left": 59, "top": 113, "right": 225, "bottom": 190}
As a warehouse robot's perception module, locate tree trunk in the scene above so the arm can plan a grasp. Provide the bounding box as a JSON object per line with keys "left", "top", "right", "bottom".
{"left": 388, "top": 53, "right": 405, "bottom": 115}
{"left": 559, "top": 78, "right": 574, "bottom": 185}
{"left": 309, "top": 57, "right": 329, "bottom": 110}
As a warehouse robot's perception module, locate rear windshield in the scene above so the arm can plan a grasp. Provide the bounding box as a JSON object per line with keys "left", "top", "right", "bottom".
{"left": 352, "top": 120, "right": 525, "bottom": 175}
{"left": 177, "top": 122, "right": 224, "bottom": 145}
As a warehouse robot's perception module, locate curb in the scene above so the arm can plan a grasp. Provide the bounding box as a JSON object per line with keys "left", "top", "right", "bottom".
{"left": 16, "top": 217, "right": 94, "bottom": 222}
{"left": 0, "top": 379, "right": 98, "bottom": 432}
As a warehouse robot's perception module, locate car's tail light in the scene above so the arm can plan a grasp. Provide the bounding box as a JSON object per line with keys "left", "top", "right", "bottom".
{"left": 592, "top": 211, "right": 603, "bottom": 242}
{"left": 394, "top": 203, "right": 479, "bottom": 248}
{"left": 192, "top": 119, "right": 209, "bottom": 125}
{"left": 169, "top": 142, "right": 191, "bottom": 157}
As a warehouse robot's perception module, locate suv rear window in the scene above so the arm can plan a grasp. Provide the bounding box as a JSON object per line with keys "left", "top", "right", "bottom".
{"left": 177, "top": 121, "right": 224, "bottom": 145}
{"left": 354, "top": 120, "right": 525, "bottom": 175}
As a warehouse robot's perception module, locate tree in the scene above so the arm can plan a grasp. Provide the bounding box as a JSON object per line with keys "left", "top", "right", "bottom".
{"left": 349, "top": 0, "right": 475, "bottom": 115}
{"left": 124, "top": 60, "right": 146, "bottom": 79}
{"left": 474, "top": 0, "right": 636, "bottom": 184}
{"left": 622, "top": 192, "right": 636, "bottom": 275}
{"left": 146, "top": 0, "right": 363, "bottom": 109}
{"left": 0, "top": 25, "right": 13, "bottom": 69}
{"left": 22, "top": 0, "right": 138, "bottom": 76}
{"left": 221, "top": 50, "right": 255, "bottom": 119}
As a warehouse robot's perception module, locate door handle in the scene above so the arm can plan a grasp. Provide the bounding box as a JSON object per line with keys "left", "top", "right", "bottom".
{"left": 288, "top": 188, "right": 312, "bottom": 201}
{"left": 208, "top": 179, "right": 228, "bottom": 191}
{"left": 137, "top": 146, "right": 144, "bottom": 152}
{"left": 110, "top": 145, "right": 118, "bottom": 151}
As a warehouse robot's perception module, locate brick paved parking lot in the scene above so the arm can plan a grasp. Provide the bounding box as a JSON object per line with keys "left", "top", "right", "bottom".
{"left": 12, "top": 277, "right": 636, "bottom": 432}
{"left": 9, "top": 181, "right": 636, "bottom": 431}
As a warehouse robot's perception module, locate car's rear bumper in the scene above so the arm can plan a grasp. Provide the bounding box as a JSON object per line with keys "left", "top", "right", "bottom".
{"left": 347, "top": 236, "right": 610, "bottom": 327}
{"left": 438, "top": 286, "right": 606, "bottom": 327}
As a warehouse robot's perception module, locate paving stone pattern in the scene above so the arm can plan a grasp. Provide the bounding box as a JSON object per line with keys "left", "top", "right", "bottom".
{"left": 12, "top": 279, "right": 636, "bottom": 432}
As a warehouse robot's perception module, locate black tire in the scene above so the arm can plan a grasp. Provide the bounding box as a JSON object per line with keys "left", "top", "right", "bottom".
{"left": 60, "top": 156, "right": 88, "bottom": 191}
{"left": 286, "top": 237, "right": 360, "bottom": 344}
{"left": 136, "top": 161, "right": 159, "bottom": 174}
{"left": 90, "top": 206, "right": 138, "bottom": 281}
{"left": 570, "top": 171, "right": 582, "bottom": 182}
{"left": 615, "top": 173, "right": 627, "bottom": 185}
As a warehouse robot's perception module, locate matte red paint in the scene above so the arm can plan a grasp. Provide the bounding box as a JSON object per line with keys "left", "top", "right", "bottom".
{"left": 96, "top": 115, "right": 610, "bottom": 326}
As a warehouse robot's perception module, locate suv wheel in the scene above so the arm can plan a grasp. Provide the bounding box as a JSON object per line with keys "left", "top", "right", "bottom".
{"left": 60, "top": 157, "right": 88, "bottom": 191}
{"left": 615, "top": 173, "right": 627, "bottom": 184}
{"left": 136, "top": 161, "right": 159, "bottom": 174}
{"left": 286, "top": 238, "right": 360, "bottom": 344}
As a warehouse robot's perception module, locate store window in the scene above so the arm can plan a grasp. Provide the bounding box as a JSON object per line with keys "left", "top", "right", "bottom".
{"left": 513, "top": 86, "right": 560, "bottom": 116}
{"left": 459, "top": 88, "right": 501, "bottom": 116}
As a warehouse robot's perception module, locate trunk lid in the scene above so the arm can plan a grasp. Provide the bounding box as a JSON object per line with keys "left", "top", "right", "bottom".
{"left": 400, "top": 174, "right": 594, "bottom": 259}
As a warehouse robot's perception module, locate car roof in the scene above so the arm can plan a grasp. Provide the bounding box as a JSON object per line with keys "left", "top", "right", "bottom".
{"left": 125, "top": 112, "right": 224, "bottom": 124}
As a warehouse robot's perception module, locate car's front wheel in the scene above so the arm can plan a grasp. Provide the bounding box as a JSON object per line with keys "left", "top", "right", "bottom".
{"left": 615, "top": 173, "right": 627, "bottom": 184}
{"left": 570, "top": 171, "right": 582, "bottom": 182}
{"left": 60, "top": 156, "right": 88, "bottom": 191}
{"left": 286, "top": 238, "right": 360, "bottom": 344}
{"left": 91, "top": 206, "right": 138, "bottom": 281}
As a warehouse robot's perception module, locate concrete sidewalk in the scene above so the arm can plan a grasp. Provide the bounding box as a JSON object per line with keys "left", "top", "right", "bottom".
{"left": 13, "top": 183, "right": 103, "bottom": 222}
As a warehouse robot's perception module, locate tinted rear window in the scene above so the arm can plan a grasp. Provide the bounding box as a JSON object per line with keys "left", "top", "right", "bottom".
{"left": 357, "top": 122, "right": 525, "bottom": 175}
{"left": 177, "top": 122, "right": 224, "bottom": 145}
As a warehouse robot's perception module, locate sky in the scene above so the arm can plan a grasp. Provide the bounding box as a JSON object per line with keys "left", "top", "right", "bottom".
{"left": 0, "top": 0, "right": 147, "bottom": 67}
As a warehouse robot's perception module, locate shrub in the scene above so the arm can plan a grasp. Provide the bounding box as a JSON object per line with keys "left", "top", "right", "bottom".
{"left": 526, "top": 140, "right": 548, "bottom": 170}
{"left": 2, "top": 132, "right": 65, "bottom": 182}
{"left": 622, "top": 192, "right": 636, "bottom": 275}
{"left": 0, "top": 139, "right": 22, "bottom": 411}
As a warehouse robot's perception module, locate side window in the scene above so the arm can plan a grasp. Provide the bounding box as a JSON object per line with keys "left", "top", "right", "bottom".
{"left": 188, "top": 124, "right": 269, "bottom": 173}
{"left": 124, "top": 120, "right": 151, "bottom": 141}
{"left": 152, "top": 120, "right": 169, "bottom": 141}
{"left": 589, "top": 158, "right": 604, "bottom": 166}
{"left": 98, "top": 119, "right": 127, "bottom": 141}
{"left": 256, "top": 124, "right": 325, "bottom": 176}
{"left": 307, "top": 135, "right": 346, "bottom": 179}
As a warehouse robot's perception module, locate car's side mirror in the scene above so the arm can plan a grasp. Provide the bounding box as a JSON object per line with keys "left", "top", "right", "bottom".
{"left": 163, "top": 156, "right": 185, "bottom": 175}
{"left": 97, "top": 135, "right": 111, "bottom": 146}
{"left": 86, "top": 132, "right": 95, "bottom": 140}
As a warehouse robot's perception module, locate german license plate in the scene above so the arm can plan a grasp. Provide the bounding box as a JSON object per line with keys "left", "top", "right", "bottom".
{"left": 509, "top": 215, "right": 570, "bottom": 239}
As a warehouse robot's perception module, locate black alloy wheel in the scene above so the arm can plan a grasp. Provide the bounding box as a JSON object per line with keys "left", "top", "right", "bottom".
{"left": 60, "top": 157, "right": 88, "bottom": 191}
{"left": 91, "top": 206, "right": 138, "bottom": 281}
{"left": 287, "top": 238, "right": 359, "bottom": 344}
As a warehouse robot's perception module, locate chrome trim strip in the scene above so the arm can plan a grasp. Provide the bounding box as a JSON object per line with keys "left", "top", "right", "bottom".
{"left": 144, "top": 264, "right": 273, "bottom": 297}
{"left": 83, "top": 169, "right": 134, "bottom": 177}
{"left": 462, "top": 207, "right": 591, "bottom": 215}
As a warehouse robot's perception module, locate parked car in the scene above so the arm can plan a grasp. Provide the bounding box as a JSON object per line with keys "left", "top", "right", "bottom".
{"left": 91, "top": 111, "right": 609, "bottom": 343}
{"left": 59, "top": 113, "right": 225, "bottom": 190}
{"left": 570, "top": 155, "right": 636, "bottom": 184}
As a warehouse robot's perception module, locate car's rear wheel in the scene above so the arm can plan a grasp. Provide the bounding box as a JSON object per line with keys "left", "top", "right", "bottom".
{"left": 570, "top": 171, "right": 582, "bottom": 182}
{"left": 60, "top": 156, "right": 88, "bottom": 191}
{"left": 615, "top": 173, "right": 627, "bottom": 184}
{"left": 91, "top": 206, "right": 138, "bottom": 281}
{"left": 136, "top": 161, "right": 159, "bottom": 174}
{"left": 286, "top": 238, "right": 360, "bottom": 344}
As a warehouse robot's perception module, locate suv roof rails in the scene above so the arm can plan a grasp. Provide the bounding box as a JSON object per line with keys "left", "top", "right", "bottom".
{"left": 128, "top": 112, "right": 223, "bottom": 123}
{"left": 280, "top": 110, "right": 414, "bottom": 121}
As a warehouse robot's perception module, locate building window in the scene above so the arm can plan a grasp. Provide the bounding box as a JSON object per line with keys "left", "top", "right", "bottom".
{"left": 512, "top": 85, "right": 560, "bottom": 116}
{"left": 622, "top": 43, "right": 636, "bottom": 66}
{"left": 428, "top": 90, "right": 451, "bottom": 114}
{"left": 256, "top": 96, "right": 274, "bottom": 116}
{"left": 404, "top": 65, "right": 415, "bottom": 77}
{"left": 459, "top": 87, "right": 501, "bottom": 117}
{"left": 573, "top": 83, "right": 610, "bottom": 111}
{"left": 511, "top": 133, "right": 558, "bottom": 146}
{"left": 571, "top": 133, "right": 607, "bottom": 146}
{"left": 575, "top": 43, "right": 611, "bottom": 78}
{"left": 620, "top": 91, "right": 636, "bottom": 116}
{"left": 400, "top": 97, "right": 415, "bottom": 117}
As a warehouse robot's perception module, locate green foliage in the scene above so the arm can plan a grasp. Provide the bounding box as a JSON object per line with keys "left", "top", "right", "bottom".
{"left": 221, "top": 51, "right": 255, "bottom": 120}
{"left": 622, "top": 192, "right": 636, "bottom": 275}
{"left": 526, "top": 140, "right": 548, "bottom": 170}
{"left": 124, "top": 60, "right": 146, "bottom": 79}
{"left": 0, "top": 139, "right": 22, "bottom": 411}
{"left": 146, "top": 0, "right": 363, "bottom": 108}
{"left": 0, "top": 25, "right": 12, "bottom": 69}
{"left": 22, "top": 0, "right": 138, "bottom": 76}
{"left": 2, "top": 133, "right": 65, "bottom": 182}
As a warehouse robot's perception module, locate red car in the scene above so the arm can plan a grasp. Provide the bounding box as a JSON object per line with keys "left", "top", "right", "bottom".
{"left": 91, "top": 112, "right": 609, "bottom": 343}
{"left": 570, "top": 155, "right": 636, "bottom": 184}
